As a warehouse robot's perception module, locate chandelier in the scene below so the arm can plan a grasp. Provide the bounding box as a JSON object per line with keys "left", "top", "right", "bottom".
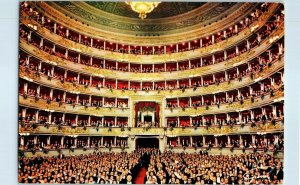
{"left": 126, "top": 1, "right": 160, "bottom": 19}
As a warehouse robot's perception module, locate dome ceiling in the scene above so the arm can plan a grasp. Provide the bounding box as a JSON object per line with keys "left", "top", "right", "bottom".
{"left": 85, "top": 2, "right": 206, "bottom": 19}
{"left": 44, "top": 1, "right": 252, "bottom": 35}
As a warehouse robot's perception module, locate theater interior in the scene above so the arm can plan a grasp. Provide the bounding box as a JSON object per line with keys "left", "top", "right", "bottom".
{"left": 18, "top": 2, "right": 284, "bottom": 184}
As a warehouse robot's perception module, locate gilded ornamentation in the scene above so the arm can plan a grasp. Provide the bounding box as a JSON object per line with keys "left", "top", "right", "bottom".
{"left": 20, "top": 122, "right": 283, "bottom": 136}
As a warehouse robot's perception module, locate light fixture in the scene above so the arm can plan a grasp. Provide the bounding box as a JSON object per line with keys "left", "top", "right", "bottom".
{"left": 126, "top": 1, "right": 160, "bottom": 19}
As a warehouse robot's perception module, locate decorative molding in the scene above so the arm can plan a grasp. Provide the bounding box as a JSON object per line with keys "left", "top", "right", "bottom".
{"left": 19, "top": 122, "right": 283, "bottom": 136}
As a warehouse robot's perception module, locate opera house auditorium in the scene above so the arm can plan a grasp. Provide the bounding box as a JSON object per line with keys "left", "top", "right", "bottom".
{"left": 18, "top": 1, "right": 284, "bottom": 184}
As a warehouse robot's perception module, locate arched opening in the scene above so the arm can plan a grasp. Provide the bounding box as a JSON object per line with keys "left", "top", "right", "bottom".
{"left": 135, "top": 137, "right": 159, "bottom": 149}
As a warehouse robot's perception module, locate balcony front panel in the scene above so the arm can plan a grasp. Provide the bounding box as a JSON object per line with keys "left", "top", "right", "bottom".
{"left": 19, "top": 57, "right": 283, "bottom": 98}
{"left": 19, "top": 95, "right": 130, "bottom": 117}
{"left": 165, "top": 90, "right": 283, "bottom": 116}
{"left": 19, "top": 121, "right": 283, "bottom": 136}
{"left": 19, "top": 25, "right": 283, "bottom": 82}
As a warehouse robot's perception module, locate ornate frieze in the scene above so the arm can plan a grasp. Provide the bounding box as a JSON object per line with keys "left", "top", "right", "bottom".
{"left": 19, "top": 122, "right": 283, "bottom": 136}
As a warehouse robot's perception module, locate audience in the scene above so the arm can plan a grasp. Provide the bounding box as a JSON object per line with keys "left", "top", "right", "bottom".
{"left": 18, "top": 148, "right": 283, "bottom": 184}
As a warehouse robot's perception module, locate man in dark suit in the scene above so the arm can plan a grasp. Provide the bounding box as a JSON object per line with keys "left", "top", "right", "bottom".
{"left": 120, "top": 174, "right": 133, "bottom": 184}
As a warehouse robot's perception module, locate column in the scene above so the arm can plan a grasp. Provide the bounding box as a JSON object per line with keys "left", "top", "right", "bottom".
{"left": 63, "top": 92, "right": 66, "bottom": 102}
{"left": 176, "top": 44, "right": 179, "bottom": 52}
{"left": 101, "top": 137, "right": 104, "bottom": 146}
{"left": 215, "top": 137, "right": 218, "bottom": 146}
{"left": 227, "top": 136, "right": 231, "bottom": 146}
{"left": 49, "top": 89, "right": 53, "bottom": 100}
{"left": 64, "top": 70, "right": 68, "bottom": 79}
{"left": 89, "top": 95, "right": 92, "bottom": 105}
{"left": 49, "top": 112, "right": 52, "bottom": 124}
{"left": 188, "top": 42, "right": 191, "bottom": 50}
{"left": 54, "top": 23, "right": 57, "bottom": 33}
{"left": 114, "top": 137, "right": 117, "bottom": 146}
{"left": 200, "top": 58, "right": 203, "bottom": 67}
{"left": 236, "top": 46, "right": 239, "bottom": 55}
{"left": 226, "top": 113, "right": 230, "bottom": 122}
{"left": 75, "top": 115, "right": 78, "bottom": 126}
{"left": 224, "top": 50, "right": 227, "bottom": 60}
{"left": 66, "top": 29, "right": 69, "bottom": 38}
{"left": 225, "top": 92, "right": 228, "bottom": 101}
{"left": 250, "top": 110, "right": 254, "bottom": 120}
{"left": 88, "top": 116, "right": 91, "bottom": 126}
{"left": 200, "top": 39, "right": 203, "bottom": 48}
{"left": 36, "top": 86, "right": 41, "bottom": 96}
{"left": 76, "top": 95, "right": 79, "bottom": 104}
{"left": 212, "top": 35, "right": 215, "bottom": 44}
{"left": 65, "top": 49, "right": 68, "bottom": 59}
{"left": 62, "top": 114, "right": 65, "bottom": 123}
{"left": 35, "top": 110, "right": 39, "bottom": 123}
{"left": 87, "top": 137, "right": 90, "bottom": 147}
{"left": 52, "top": 45, "right": 56, "bottom": 53}
{"left": 202, "top": 136, "right": 206, "bottom": 146}
{"left": 272, "top": 105, "right": 277, "bottom": 118}
{"left": 79, "top": 34, "right": 81, "bottom": 43}
{"left": 74, "top": 138, "right": 77, "bottom": 147}
{"left": 47, "top": 136, "right": 51, "bottom": 146}
{"left": 268, "top": 50, "right": 272, "bottom": 62}
{"left": 212, "top": 55, "right": 215, "bottom": 64}
{"left": 61, "top": 136, "right": 64, "bottom": 147}
{"left": 260, "top": 83, "right": 264, "bottom": 91}
{"left": 20, "top": 137, "right": 24, "bottom": 147}
{"left": 214, "top": 115, "right": 217, "bottom": 125}
{"left": 40, "top": 38, "right": 43, "bottom": 47}
{"left": 239, "top": 135, "right": 243, "bottom": 147}
{"left": 278, "top": 43, "right": 283, "bottom": 55}
{"left": 89, "top": 76, "right": 93, "bottom": 86}
{"left": 247, "top": 40, "right": 250, "bottom": 50}
{"left": 252, "top": 135, "right": 256, "bottom": 145}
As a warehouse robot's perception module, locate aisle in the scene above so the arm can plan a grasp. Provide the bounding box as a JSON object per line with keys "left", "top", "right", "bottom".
{"left": 134, "top": 167, "right": 147, "bottom": 184}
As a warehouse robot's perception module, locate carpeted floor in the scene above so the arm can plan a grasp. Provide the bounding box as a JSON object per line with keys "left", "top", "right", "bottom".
{"left": 134, "top": 167, "right": 147, "bottom": 184}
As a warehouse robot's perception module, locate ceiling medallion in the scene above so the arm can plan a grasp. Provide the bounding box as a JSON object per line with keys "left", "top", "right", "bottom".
{"left": 125, "top": 1, "right": 161, "bottom": 19}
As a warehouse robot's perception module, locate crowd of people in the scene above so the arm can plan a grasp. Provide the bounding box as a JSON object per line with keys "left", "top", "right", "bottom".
{"left": 18, "top": 148, "right": 283, "bottom": 184}
{"left": 145, "top": 150, "right": 283, "bottom": 184}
